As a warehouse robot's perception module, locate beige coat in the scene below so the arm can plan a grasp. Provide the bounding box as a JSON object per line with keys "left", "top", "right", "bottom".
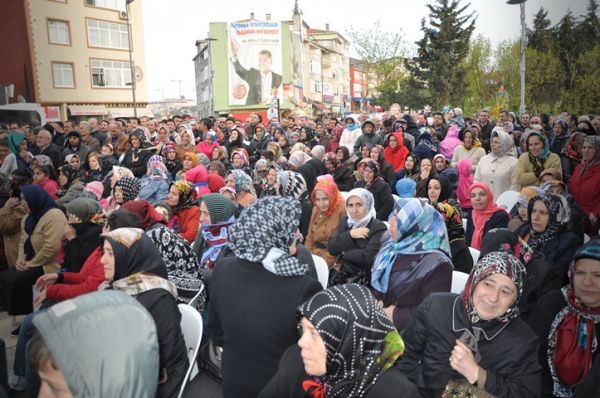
{"left": 18, "top": 208, "right": 67, "bottom": 274}
{"left": 451, "top": 145, "right": 486, "bottom": 172}
{"left": 516, "top": 152, "right": 562, "bottom": 188}
{"left": 475, "top": 154, "right": 520, "bottom": 201}
{"left": 0, "top": 201, "right": 27, "bottom": 267}
{"left": 305, "top": 203, "right": 346, "bottom": 267}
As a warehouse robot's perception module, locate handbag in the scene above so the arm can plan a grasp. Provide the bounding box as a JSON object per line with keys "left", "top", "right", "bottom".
{"left": 328, "top": 261, "right": 369, "bottom": 287}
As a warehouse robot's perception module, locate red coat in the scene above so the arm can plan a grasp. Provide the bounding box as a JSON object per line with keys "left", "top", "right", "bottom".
{"left": 176, "top": 205, "right": 200, "bottom": 243}
{"left": 46, "top": 247, "right": 106, "bottom": 301}
{"left": 568, "top": 162, "right": 600, "bottom": 217}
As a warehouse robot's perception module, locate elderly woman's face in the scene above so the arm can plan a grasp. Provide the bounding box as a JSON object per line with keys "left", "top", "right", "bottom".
{"left": 225, "top": 174, "right": 236, "bottom": 188}
{"left": 347, "top": 196, "right": 366, "bottom": 221}
{"left": 297, "top": 318, "right": 326, "bottom": 376}
{"left": 472, "top": 273, "right": 517, "bottom": 321}
{"left": 582, "top": 142, "right": 596, "bottom": 162}
{"left": 572, "top": 258, "right": 600, "bottom": 308}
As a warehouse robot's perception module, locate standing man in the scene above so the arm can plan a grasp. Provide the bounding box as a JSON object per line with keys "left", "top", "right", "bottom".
{"left": 478, "top": 108, "right": 495, "bottom": 152}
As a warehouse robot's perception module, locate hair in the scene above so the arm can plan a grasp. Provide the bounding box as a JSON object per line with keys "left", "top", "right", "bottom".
{"left": 261, "top": 150, "right": 274, "bottom": 162}
{"left": 258, "top": 49, "right": 272, "bottom": 59}
{"left": 28, "top": 331, "right": 57, "bottom": 372}
{"left": 433, "top": 112, "right": 444, "bottom": 118}
{"left": 33, "top": 165, "right": 52, "bottom": 179}
{"left": 0, "top": 138, "right": 7, "bottom": 148}
{"left": 226, "top": 117, "right": 236, "bottom": 123}
{"left": 106, "top": 209, "right": 142, "bottom": 230}
{"left": 129, "top": 117, "right": 141, "bottom": 125}
{"left": 172, "top": 115, "right": 182, "bottom": 120}
{"left": 200, "top": 118, "right": 213, "bottom": 130}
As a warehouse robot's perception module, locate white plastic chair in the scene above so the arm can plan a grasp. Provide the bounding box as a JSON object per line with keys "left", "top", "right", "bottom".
{"left": 178, "top": 304, "right": 203, "bottom": 398}
{"left": 462, "top": 218, "right": 467, "bottom": 231}
{"left": 186, "top": 285, "right": 205, "bottom": 310}
{"left": 496, "top": 190, "right": 520, "bottom": 210}
{"left": 584, "top": 234, "right": 590, "bottom": 243}
{"left": 469, "top": 247, "right": 480, "bottom": 264}
{"left": 392, "top": 194, "right": 400, "bottom": 202}
{"left": 312, "top": 255, "right": 329, "bottom": 289}
{"left": 451, "top": 271, "right": 470, "bottom": 294}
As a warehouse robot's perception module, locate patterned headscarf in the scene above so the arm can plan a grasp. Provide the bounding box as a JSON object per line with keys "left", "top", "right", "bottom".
{"left": 33, "top": 155, "right": 53, "bottom": 167}
{"left": 491, "top": 129, "right": 516, "bottom": 159}
{"left": 228, "top": 196, "right": 308, "bottom": 276}
{"left": 547, "top": 241, "right": 600, "bottom": 396}
{"left": 230, "top": 169, "right": 256, "bottom": 195}
{"left": 581, "top": 135, "right": 600, "bottom": 171}
{"left": 461, "top": 251, "right": 525, "bottom": 324}
{"left": 298, "top": 284, "right": 403, "bottom": 398}
{"left": 345, "top": 188, "right": 376, "bottom": 228}
{"left": 147, "top": 155, "right": 170, "bottom": 182}
{"left": 480, "top": 228, "right": 534, "bottom": 266}
{"left": 277, "top": 170, "right": 308, "bottom": 200}
{"left": 114, "top": 176, "right": 141, "bottom": 203}
{"left": 516, "top": 186, "right": 542, "bottom": 208}
{"left": 230, "top": 148, "right": 249, "bottom": 168}
{"left": 310, "top": 174, "right": 343, "bottom": 217}
{"left": 59, "top": 165, "right": 80, "bottom": 188}
{"left": 372, "top": 198, "right": 451, "bottom": 293}
{"left": 527, "top": 193, "right": 570, "bottom": 252}
{"left": 170, "top": 180, "right": 196, "bottom": 211}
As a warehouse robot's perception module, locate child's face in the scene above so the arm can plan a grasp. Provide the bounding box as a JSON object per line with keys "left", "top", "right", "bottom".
{"left": 167, "top": 149, "right": 176, "bottom": 160}
{"left": 88, "top": 157, "right": 100, "bottom": 170}
{"left": 101, "top": 146, "right": 112, "bottom": 156}
{"left": 33, "top": 168, "right": 46, "bottom": 183}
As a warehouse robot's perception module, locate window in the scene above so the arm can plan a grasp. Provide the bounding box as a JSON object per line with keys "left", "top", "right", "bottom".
{"left": 309, "top": 60, "right": 321, "bottom": 74}
{"left": 85, "top": 0, "right": 125, "bottom": 11}
{"left": 52, "top": 63, "right": 74, "bottom": 88}
{"left": 311, "top": 80, "right": 321, "bottom": 94}
{"left": 48, "top": 20, "right": 70, "bottom": 45}
{"left": 87, "top": 19, "right": 129, "bottom": 50}
{"left": 355, "top": 71, "right": 363, "bottom": 81}
{"left": 91, "top": 59, "right": 131, "bottom": 88}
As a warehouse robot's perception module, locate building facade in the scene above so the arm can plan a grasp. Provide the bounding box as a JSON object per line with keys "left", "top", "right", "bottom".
{"left": 193, "top": 39, "right": 215, "bottom": 118}
{"left": 0, "top": 0, "right": 150, "bottom": 121}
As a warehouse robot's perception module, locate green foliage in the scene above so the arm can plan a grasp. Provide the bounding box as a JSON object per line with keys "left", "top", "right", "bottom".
{"left": 561, "top": 43, "right": 600, "bottom": 114}
{"left": 528, "top": 7, "right": 556, "bottom": 54}
{"left": 524, "top": 49, "right": 565, "bottom": 113}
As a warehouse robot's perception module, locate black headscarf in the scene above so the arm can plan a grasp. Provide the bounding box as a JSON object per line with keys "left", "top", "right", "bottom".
{"left": 59, "top": 164, "right": 80, "bottom": 188}
{"left": 20, "top": 185, "right": 58, "bottom": 260}
{"left": 429, "top": 175, "right": 452, "bottom": 203}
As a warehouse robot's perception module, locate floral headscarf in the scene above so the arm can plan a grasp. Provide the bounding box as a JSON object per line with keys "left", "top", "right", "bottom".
{"left": 230, "top": 169, "right": 255, "bottom": 195}
{"left": 461, "top": 251, "right": 525, "bottom": 324}
{"left": 310, "top": 174, "right": 343, "bottom": 216}
{"left": 170, "top": 180, "right": 197, "bottom": 211}
{"left": 527, "top": 193, "right": 570, "bottom": 252}
{"left": 114, "top": 176, "right": 141, "bottom": 203}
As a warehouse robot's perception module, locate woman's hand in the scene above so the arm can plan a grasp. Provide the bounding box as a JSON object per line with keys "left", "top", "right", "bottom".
{"left": 15, "top": 259, "right": 28, "bottom": 272}
{"left": 35, "top": 273, "right": 59, "bottom": 290}
{"left": 449, "top": 340, "right": 480, "bottom": 384}
{"left": 5, "top": 197, "right": 20, "bottom": 209}
{"left": 350, "top": 227, "right": 369, "bottom": 239}
{"left": 33, "top": 288, "right": 47, "bottom": 307}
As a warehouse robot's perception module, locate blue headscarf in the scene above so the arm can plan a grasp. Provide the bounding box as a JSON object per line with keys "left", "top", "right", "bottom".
{"left": 527, "top": 131, "right": 551, "bottom": 161}
{"left": 7, "top": 132, "right": 25, "bottom": 155}
{"left": 371, "top": 198, "right": 451, "bottom": 293}
{"left": 395, "top": 179, "right": 416, "bottom": 198}
{"left": 20, "top": 185, "right": 58, "bottom": 260}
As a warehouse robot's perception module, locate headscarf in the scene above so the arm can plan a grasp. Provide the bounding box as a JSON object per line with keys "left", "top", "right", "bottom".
{"left": 64, "top": 198, "right": 103, "bottom": 223}
{"left": 428, "top": 175, "right": 452, "bottom": 203}
{"left": 103, "top": 228, "right": 168, "bottom": 281}
{"left": 7, "top": 132, "right": 25, "bottom": 155}
{"left": 479, "top": 228, "right": 534, "bottom": 266}
{"left": 288, "top": 150, "right": 312, "bottom": 169}
{"left": 461, "top": 251, "right": 525, "bottom": 324}
{"left": 111, "top": 165, "right": 134, "bottom": 181}
{"left": 59, "top": 164, "right": 80, "bottom": 188}
{"left": 539, "top": 168, "right": 563, "bottom": 183}
{"left": 196, "top": 152, "right": 211, "bottom": 167}
{"left": 345, "top": 188, "right": 376, "bottom": 228}
{"left": 277, "top": 170, "right": 308, "bottom": 200}
{"left": 372, "top": 198, "right": 450, "bottom": 293}
{"left": 199, "top": 193, "right": 236, "bottom": 269}
{"left": 33, "top": 155, "right": 52, "bottom": 167}
{"left": 85, "top": 181, "right": 104, "bottom": 200}
{"left": 579, "top": 135, "right": 600, "bottom": 176}
{"left": 147, "top": 155, "right": 170, "bottom": 182}
{"left": 182, "top": 151, "right": 199, "bottom": 167}
{"left": 470, "top": 182, "right": 507, "bottom": 250}
{"left": 310, "top": 174, "right": 343, "bottom": 217}
{"left": 298, "top": 284, "right": 403, "bottom": 398}
{"left": 121, "top": 200, "right": 165, "bottom": 229}
{"left": 456, "top": 159, "right": 473, "bottom": 209}
{"left": 185, "top": 165, "right": 211, "bottom": 196}
{"left": 438, "top": 125, "right": 462, "bottom": 160}
{"left": 414, "top": 128, "right": 437, "bottom": 160}
{"left": 324, "top": 151, "right": 340, "bottom": 170}
{"left": 395, "top": 179, "right": 417, "bottom": 199}
{"left": 230, "top": 148, "right": 249, "bottom": 168}
{"left": 527, "top": 132, "right": 551, "bottom": 178}
{"left": 550, "top": 119, "right": 569, "bottom": 149}
{"left": 384, "top": 132, "right": 409, "bottom": 172}
{"left": 114, "top": 176, "right": 141, "bottom": 203}
{"left": 527, "top": 193, "right": 570, "bottom": 252}
{"left": 433, "top": 154, "right": 447, "bottom": 173}
{"left": 516, "top": 186, "right": 542, "bottom": 209}
{"left": 170, "top": 180, "right": 196, "bottom": 212}
{"left": 20, "top": 185, "right": 58, "bottom": 260}
{"left": 491, "top": 129, "right": 516, "bottom": 159}
{"left": 230, "top": 169, "right": 256, "bottom": 195}
{"left": 547, "top": 241, "right": 600, "bottom": 396}
{"left": 449, "top": 107, "right": 465, "bottom": 128}
{"left": 267, "top": 142, "right": 282, "bottom": 159}
{"left": 539, "top": 179, "right": 569, "bottom": 196}
{"left": 311, "top": 145, "right": 325, "bottom": 161}
{"left": 563, "top": 131, "right": 586, "bottom": 162}
{"left": 229, "top": 196, "right": 307, "bottom": 276}
{"left": 130, "top": 128, "right": 151, "bottom": 149}
{"left": 207, "top": 174, "right": 225, "bottom": 193}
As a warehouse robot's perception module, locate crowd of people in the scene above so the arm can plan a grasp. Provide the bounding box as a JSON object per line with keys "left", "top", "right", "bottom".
{"left": 0, "top": 106, "right": 598, "bottom": 397}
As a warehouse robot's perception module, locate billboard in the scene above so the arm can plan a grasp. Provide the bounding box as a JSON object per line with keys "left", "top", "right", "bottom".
{"left": 227, "top": 20, "right": 283, "bottom": 107}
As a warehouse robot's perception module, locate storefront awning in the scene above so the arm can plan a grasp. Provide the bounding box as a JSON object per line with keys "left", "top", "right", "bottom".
{"left": 108, "top": 107, "right": 154, "bottom": 119}
{"left": 311, "top": 101, "right": 330, "bottom": 111}
{"left": 68, "top": 105, "right": 108, "bottom": 116}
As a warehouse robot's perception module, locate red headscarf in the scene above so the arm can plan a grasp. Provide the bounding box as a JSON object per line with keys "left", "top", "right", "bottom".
{"left": 310, "top": 174, "right": 344, "bottom": 217}
{"left": 121, "top": 200, "right": 165, "bottom": 229}
{"left": 470, "top": 182, "right": 507, "bottom": 250}
{"left": 384, "top": 132, "right": 409, "bottom": 172}
{"left": 208, "top": 174, "right": 225, "bottom": 193}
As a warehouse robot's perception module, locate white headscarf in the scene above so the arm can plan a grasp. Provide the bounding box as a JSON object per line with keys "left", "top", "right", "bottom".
{"left": 346, "top": 188, "right": 376, "bottom": 228}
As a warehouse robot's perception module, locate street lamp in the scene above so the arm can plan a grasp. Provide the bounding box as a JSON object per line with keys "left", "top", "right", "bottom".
{"left": 126, "top": 0, "right": 137, "bottom": 118}
{"left": 507, "top": 0, "right": 527, "bottom": 115}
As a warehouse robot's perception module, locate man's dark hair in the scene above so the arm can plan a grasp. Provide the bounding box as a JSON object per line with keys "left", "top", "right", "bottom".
{"left": 173, "top": 115, "right": 183, "bottom": 121}
{"left": 499, "top": 110, "right": 508, "bottom": 117}
{"left": 261, "top": 150, "right": 274, "bottom": 161}
{"left": 258, "top": 50, "right": 272, "bottom": 59}
{"left": 106, "top": 210, "right": 142, "bottom": 230}
{"left": 129, "top": 117, "right": 140, "bottom": 125}
{"left": 0, "top": 138, "right": 7, "bottom": 148}
{"left": 226, "top": 117, "right": 236, "bottom": 123}
{"left": 540, "top": 113, "right": 551, "bottom": 125}
{"left": 200, "top": 118, "right": 213, "bottom": 130}
{"left": 433, "top": 112, "right": 444, "bottom": 118}
{"left": 383, "top": 119, "right": 393, "bottom": 128}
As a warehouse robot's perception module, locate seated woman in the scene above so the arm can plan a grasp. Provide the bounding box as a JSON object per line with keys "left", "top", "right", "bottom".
{"left": 226, "top": 169, "right": 257, "bottom": 208}
{"left": 208, "top": 196, "right": 322, "bottom": 398}
{"left": 56, "top": 164, "right": 85, "bottom": 206}
{"left": 260, "top": 284, "right": 418, "bottom": 398}
{"left": 84, "top": 151, "right": 103, "bottom": 183}
{"left": 354, "top": 160, "right": 394, "bottom": 221}
{"left": 518, "top": 193, "right": 580, "bottom": 286}
{"left": 61, "top": 198, "right": 103, "bottom": 273}
{"left": 324, "top": 152, "right": 353, "bottom": 192}
{"left": 396, "top": 251, "right": 541, "bottom": 397}
{"left": 139, "top": 155, "right": 171, "bottom": 205}
{"left": 428, "top": 176, "right": 473, "bottom": 272}
{"left": 353, "top": 143, "right": 372, "bottom": 170}
{"left": 385, "top": 132, "right": 410, "bottom": 174}
{"left": 101, "top": 227, "right": 188, "bottom": 398}
{"left": 451, "top": 126, "right": 486, "bottom": 172}
{"left": 305, "top": 175, "right": 346, "bottom": 267}
{"left": 395, "top": 178, "right": 417, "bottom": 199}
{"left": 121, "top": 200, "right": 204, "bottom": 304}
{"left": 1, "top": 185, "right": 66, "bottom": 317}
{"left": 327, "top": 188, "right": 387, "bottom": 286}
{"left": 370, "top": 144, "right": 395, "bottom": 185}
{"left": 517, "top": 131, "right": 562, "bottom": 188}
{"left": 121, "top": 129, "right": 154, "bottom": 178}
{"left": 508, "top": 186, "right": 541, "bottom": 232}
{"left": 567, "top": 136, "right": 600, "bottom": 236}
{"left": 529, "top": 241, "right": 600, "bottom": 397}
{"left": 166, "top": 180, "right": 200, "bottom": 243}
{"left": 394, "top": 153, "right": 419, "bottom": 182}
{"left": 455, "top": 159, "right": 474, "bottom": 217}
{"left": 466, "top": 182, "right": 510, "bottom": 249}
{"left": 412, "top": 157, "right": 437, "bottom": 198}
{"left": 371, "top": 198, "right": 453, "bottom": 331}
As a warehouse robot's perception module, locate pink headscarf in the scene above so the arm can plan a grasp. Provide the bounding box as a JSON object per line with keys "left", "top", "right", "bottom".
{"left": 184, "top": 165, "right": 211, "bottom": 196}
{"left": 456, "top": 159, "right": 473, "bottom": 209}
{"left": 438, "top": 125, "right": 462, "bottom": 160}
{"left": 470, "top": 181, "right": 507, "bottom": 250}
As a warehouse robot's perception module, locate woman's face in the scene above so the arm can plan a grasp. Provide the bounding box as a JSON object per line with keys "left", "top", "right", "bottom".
{"left": 101, "top": 240, "right": 115, "bottom": 282}
{"left": 167, "top": 185, "right": 180, "bottom": 207}
{"left": 58, "top": 172, "right": 68, "bottom": 187}
{"left": 291, "top": 134, "right": 299, "bottom": 143}
{"left": 470, "top": 187, "right": 488, "bottom": 210}
{"left": 232, "top": 154, "right": 242, "bottom": 168}
{"left": 404, "top": 156, "right": 414, "bottom": 171}
{"left": 421, "top": 159, "right": 432, "bottom": 174}
{"left": 297, "top": 318, "right": 326, "bottom": 376}
{"left": 472, "top": 273, "right": 517, "bottom": 321}
{"left": 158, "top": 129, "right": 168, "bottom": 141}
{"left": 182, "top": 156, "right": 194, "bottom": 170}
{"left": 230, "top": 129, "right": 238, "bottom": 141}
{"left": 361, "top": 146, "right": 370, "bottom": 159}
{"left": 278, "top": 136, "right": 287, "bottom": 147}
{"left": 88, "top": 156, "right": 100, "bottom": 170}
{"left": 113, "top": 186, "right": 124, "bottom": 204}
{"left": 211, "top": 147, "right": 221, "bottom": 160}
{"left": 547, "top": 184, "right": 565, "bottom": 196}
{"left": 225, "top": 174, "right": 236, "bottom": 189}
{"left": 491, "top": 136, "right": 501, "bottom": 155}
{"left": 463, "top": 131, "right": 474, "bottom": 147}
{"left": 582, "top": 142, "right": 596, "bottom": 162}
{"left": 552, "top": 123, "right": 563, "bottom": 136}
{"left": 33, "top": 168, "right": 46, "bottom": 183}
{"left": 199, "top": 201, "right": 211, "bottom": 226}
{"left": 347, "top": 196, "right": 366, "bottom": 221}
{"left": 363, "top": 166, "right": 375, "bottom": 183}
{"left": 266, "top": 168, "right": 278, "bottom": 186}
{"left": 314, "top": 190, "right": 330, "bottom": 213}
{"left": 531, "top": 200, "right": 549, "bottom": 233}
{"left": 19, "top": 140, "right": 27, "bottom": 152}
{"left": 370, "top": 147, "right": 380, "bottom": 162}
{"left": 388, "top": 135, "right": 398, "bottom": 148}
{"left": 428, "top": 179, "right": 442, "bottom": 203}
{"left": 69, "top": 156, "right": 80, "bottom": 169}
{"left": 336, "top": 149, "right": 344, "bottom": 161}
{"left": 300, "top": 129, "right": 307, "bottom": 140}
{"left": 101, "top": 146, "right": 112, "bottom": 156}
{"left": 166, "top": 149, "right": 176, "bottom": 160}
{"left": 528, "top": 136, "right": 544, "bottom": 157}
{"left": 204, "top": 134, "right": 213, "bottom": 145}
{"left": 255, "top": 127, "right": 264, "bottom": 139}
{"left": 131, "top": 135, "right": 140, "bottom": 149}
{"left": 182, "top": 132, "right": 192, "bottom": 145}
{"left": 517, "top": 203, "right": 528, "bottom": 221}
{"left": 324, "top": 160, "right": 335, "bottom": 174}
{"left": 434, "top": 157, "right": 446, "bottom": 171}
{"left": 572, "top": 258, "right": 600, "bottom": 308}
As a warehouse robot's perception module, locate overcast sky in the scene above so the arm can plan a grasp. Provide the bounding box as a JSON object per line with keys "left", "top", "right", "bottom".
{"left": 141, "top": 0, "right": 588, "bottom": 101}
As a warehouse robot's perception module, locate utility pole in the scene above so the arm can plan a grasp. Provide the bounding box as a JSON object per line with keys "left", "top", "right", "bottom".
{"left": 126, "top": 0, "right": 137, "bottom": 117}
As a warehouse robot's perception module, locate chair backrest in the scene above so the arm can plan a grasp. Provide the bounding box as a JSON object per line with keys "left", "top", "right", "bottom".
{"left": 496, "top": 190, "right": 520, "bottom": 211}
{"left": 469, "top": 247, "right": 480, "bottom": 264}
{"left": 392, "top": 194, "right": 400, "bottom": 203}
{"left": 584, "top": 234, "right": 591, "bottom": 244}
{"left": 178, "top": 304, "right": 203, "bottom": 398}
{"left": 451, "top": 270, "right": 470, "bottom": 294}
{"left": 312, "top": 255, "right": 329, "bottom": 289}
{"left": 186, "top": 285, "right": 204, "bottom": 310}
{"left": 462, "top": 218, "right": 467, "bottom": 231}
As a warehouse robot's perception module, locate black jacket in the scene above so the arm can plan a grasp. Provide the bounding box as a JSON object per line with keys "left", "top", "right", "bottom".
{"left": 327, "top": 216, "right": 387, "bottom": 276}
{"left": 207, "top": 256, "right": 322, "bottom": 398}
{"left": 397, "top": 293, "right": 541, "bottom": 397}
{"left": 232, "top": 59, "right": 283, "bottom": 106}
{"left": 259, "top": 345, "right": 418, "bottom": 398}
{"left": 38, "top": 143, "right": 63, "bottom": 169}
{"left": 333, "top": 166, "right": 354, "bottom": 192}
{"left": 465, "top": 210, "right": 510, "bottom": 247}
{"left": 62, "top": 222, "right": 102, "bottom": 273}
{"left": 121, "top": 148, "right": 153, "bottom": 178}
{"left": 298, "top": 159, "right": 327, "bottom": 195}
{"left": 354, "top": 179, "right": 394, "bottom": 221}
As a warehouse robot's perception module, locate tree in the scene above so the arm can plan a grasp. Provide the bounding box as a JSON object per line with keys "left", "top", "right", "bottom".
{"left": 406, "top": 0, "right": 476, "bottom": 109}
{"left": 578, "top": 0, "right": 600, "bottom": 50}
{"left": 527, "top": 7, "right": 556, "bottom": 54}
{"left": 555, "top": 11, "right": 582, "bottom": 92}
{"left": 562, "top": 43, "right": 600, "bottom": 113}
{"left": 461, "top": 35, "right": 494, "bottom": 115}
{"left": 524, "top": 48, "right": 564, "bottom": 113}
